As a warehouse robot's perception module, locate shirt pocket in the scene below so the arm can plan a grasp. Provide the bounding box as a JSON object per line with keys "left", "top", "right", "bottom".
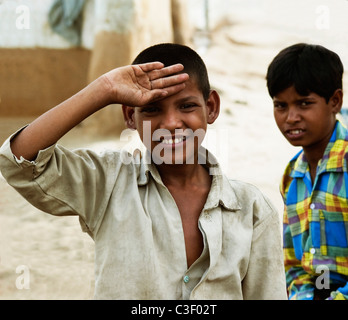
{"left": 320, "top": 210, "right": 348, "bottom": 257}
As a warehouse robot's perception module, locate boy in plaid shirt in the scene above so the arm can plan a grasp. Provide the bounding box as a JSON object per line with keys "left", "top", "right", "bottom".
{"left": 267, "top": 43, "right": 348, "bottom": 300}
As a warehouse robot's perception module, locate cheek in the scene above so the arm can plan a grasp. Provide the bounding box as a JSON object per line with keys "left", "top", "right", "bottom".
{"left": 273, "top": 112, "right": 284, "bottom": 128}
{"left": 136, "top": 120, "right": 159, "bottom": 150}
{"left": 189, "top": 113, "right": 208, "bottom": 129}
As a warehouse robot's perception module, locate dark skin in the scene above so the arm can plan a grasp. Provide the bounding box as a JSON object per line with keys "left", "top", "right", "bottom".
{"left": 158, "top": 163, "right": 211, "bottom": 267}
{"left": 123, "top": 79, "right": 220, "bottom": 268}
{"left": 274, "top": 86, "right": 344, "bottom": 300}
{"left": 9, "top": 61, "right": 213, "bottom": 270}
{"left": 273, "top": 86, "right": 343, "bottom": 183}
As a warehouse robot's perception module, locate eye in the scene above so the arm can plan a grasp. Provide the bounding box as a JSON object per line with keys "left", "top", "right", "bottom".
{"left": 140, "top": 106, "right": 160, "bottom": 114}
{"left": 299, "top": 101, "right": 312, "bottom": 108}
{"left": 273, "top": 102, "right": 286, "bottom": 109}
{"left": 180, "top": 103, "right": 197, "bottom": 111}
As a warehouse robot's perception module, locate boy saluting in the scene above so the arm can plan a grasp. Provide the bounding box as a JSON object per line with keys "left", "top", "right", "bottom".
{"left": 0, "top": 43, "right": 286, "bottom": 300}
{"left": 267, "top": 43, "right": 348, "bottom": 300}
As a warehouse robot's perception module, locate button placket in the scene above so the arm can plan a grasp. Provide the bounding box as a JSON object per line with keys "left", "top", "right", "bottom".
{"left": 309, "top": 201, "right": 322, "bottom": 254}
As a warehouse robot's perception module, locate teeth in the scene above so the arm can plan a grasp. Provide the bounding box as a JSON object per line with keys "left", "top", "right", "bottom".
{"left": 162, "top": 138, "right": 184, "bottom": 145}
{"left": 290, "top": 130, "right": 302, "bottom": 134}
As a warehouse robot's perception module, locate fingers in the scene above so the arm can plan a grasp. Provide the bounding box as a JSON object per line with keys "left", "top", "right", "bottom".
{"left": 134, "top": 62, "right": 189, "bottom": 102}
{"left": 139, "top": 61, "right": 184, "bottom": 75}
{"left": 149, "top": 83, "right": 187, "bottom": 102}
{"left": 149, "top": 63, "right": 186, "bottom": 81}
{"left": 161, "top": 83, "right": 187, "bottom": 96}
{"left": 153, "top": 63, "right": 185, "bottom": 79}
{"left": 138, "top": 62, "right": 186, "bottom": 81}
{"left": 151, "top": 73, "right": 189, "bottom": 90}
{"left": 139, "top": 62, "right": 165, "bottom": 72}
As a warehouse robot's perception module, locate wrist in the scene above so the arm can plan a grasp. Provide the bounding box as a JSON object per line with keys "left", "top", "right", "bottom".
{"left": 98, "top": 71, "right": 120, "bottom": 106}
{"left": 89, "top": 74, "right": 116, "bottom": 108}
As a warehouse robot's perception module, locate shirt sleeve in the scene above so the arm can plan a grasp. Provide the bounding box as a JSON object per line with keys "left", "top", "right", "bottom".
{"left": 283, "top": 218, "right": 316, "bottom": 299}
{"left": 282, "top": 180, "right": 316, "bottom": 300}
{"left": 0, "top": 129, "right": 125, "bottom": 238}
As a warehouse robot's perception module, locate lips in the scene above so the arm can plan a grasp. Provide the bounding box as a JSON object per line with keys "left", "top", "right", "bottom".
{"left": 159, "top": 136, "right": 187, "bottom": 147}
{"left": 285, "top": 128, "right": 305, "bottom": 139}
{"left": 161, "top": 137, "right": 186, "bottom": 145}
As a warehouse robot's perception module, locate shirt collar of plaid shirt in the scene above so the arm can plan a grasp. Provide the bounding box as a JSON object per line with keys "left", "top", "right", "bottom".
{"left": 289, "top": 120, "right": 348, "bottom": 178}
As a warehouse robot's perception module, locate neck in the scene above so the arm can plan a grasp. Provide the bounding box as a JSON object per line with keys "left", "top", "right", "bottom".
{"left": 303, "top": 128, "right": 334, "bottom": 171}
{"left": 303, "top": 131, "right": 333, "bottom": 183}
{"left": 303, "top": 146, "right": 325, "bottom": 171}
{"left": 157, "top": 163, "right": 211, "bottom": 188}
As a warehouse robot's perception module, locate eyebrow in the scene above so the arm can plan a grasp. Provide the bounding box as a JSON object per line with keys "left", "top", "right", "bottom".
{"left": 147, "top": 95, "right": 200, "bottom": 107}
{"left": 175, "top": 96, "right": 200, "bottom": 103}
{"left": 273, "top": 96, "right": 316, "bottom": 103}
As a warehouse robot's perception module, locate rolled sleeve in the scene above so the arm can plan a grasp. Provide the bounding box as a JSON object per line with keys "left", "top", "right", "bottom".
{"left": 0, "top": 129, "right": 123, "bottom": 238}
{"left": 0, "top": 126, "right": 57, "bottom": 182}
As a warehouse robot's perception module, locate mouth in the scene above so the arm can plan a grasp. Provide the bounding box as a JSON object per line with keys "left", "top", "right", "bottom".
{"left": 159, "top": 136, "right": 187, "bottom": 146}
{"left": 285, "top": 128, "right": 305, "bottom": 139}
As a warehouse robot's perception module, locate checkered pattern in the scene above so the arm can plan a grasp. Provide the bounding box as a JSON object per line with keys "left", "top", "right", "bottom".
{"left": 281, "top": 120, "right": 348, "bottom": 300}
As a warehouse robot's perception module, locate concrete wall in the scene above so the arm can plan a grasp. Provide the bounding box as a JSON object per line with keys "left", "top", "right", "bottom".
{"left": 0, "top": 0, "right": 193, "bottom": 135}
{"left": 0, "top": 47, "right": 91, "bottom": 117}
{"left": 84, "top": 0, "right": 192, "bottom": 135}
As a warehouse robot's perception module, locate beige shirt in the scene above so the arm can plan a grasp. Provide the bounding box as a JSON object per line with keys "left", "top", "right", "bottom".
{"left": 0, "top": 132, "right": 287, "bottom": 300}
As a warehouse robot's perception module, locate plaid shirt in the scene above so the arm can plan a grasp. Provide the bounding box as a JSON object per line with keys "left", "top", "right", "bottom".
{"left": 281, "top": 120, "right": 348, "bottom": 300}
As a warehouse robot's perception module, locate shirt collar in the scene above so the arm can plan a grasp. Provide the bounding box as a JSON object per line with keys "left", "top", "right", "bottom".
{"left": 290, "top": 120, "right": 348, "bottom": 178}
{"left": 136, "top": 147, "right": 241, "bottom": 212}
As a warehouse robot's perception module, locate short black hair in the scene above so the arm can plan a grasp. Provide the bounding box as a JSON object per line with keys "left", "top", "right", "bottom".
{"left": 132, "top": 43, "right": 211, "bottom": 101}
{"left": 266, "top": 43, "right": 344, "bottom": 102}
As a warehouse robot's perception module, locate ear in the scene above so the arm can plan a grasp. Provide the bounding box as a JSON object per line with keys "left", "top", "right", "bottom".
{"left": 206, "top": 90, "right": 220, "bottom": 124}
{"left": 329, "top": 89, "right": 343, "bottom": 114}
{"left": 122, "top": 105, "right": 136, "bottom": 130}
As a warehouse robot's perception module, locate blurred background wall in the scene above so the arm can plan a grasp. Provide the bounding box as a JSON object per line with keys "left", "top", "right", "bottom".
{"left": 0, "top": 0, "right": 197, "bottom": 135}
{"left": 1, "top": 0, "right": 348, "bottom": 136}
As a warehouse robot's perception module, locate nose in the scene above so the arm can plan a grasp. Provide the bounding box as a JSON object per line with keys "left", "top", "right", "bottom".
{"left": 286, "top": 106, "right": 301, "bottom": 124}
{"left": 160, "top": 108, "right": 183, "bottom": 131}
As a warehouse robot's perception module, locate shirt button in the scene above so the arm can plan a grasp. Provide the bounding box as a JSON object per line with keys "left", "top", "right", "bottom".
{"left": 310, "top": 248, "right": 316, "bottom": 254}
{"left": 310, "top": 203, "right": 315, "bottom": 210}
{"left": 183, "top": 275, "right": 190, "bottom": 283}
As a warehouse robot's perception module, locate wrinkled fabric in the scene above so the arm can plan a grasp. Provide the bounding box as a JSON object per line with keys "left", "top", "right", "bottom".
{"left": 281, "top": 120, "right": 348, "bottom": 300}
{"left": 0, "top": 129, "right": 287, "bottom": 300}
{"left": 48, "top": 0, "right": 86, "bottom": 46}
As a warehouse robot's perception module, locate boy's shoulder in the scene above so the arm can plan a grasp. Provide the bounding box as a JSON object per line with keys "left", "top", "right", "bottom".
{"left": 225, "top": 177, "right": 265, "bottom": 197}
{"left": 223, "top": 176, "right": 277, "bottom": 215}
{"left": 326, "top": 120, "right": 348, "bottom": 167}
{"left": 223, "top": 177, "right": 279, "bottom": 232}
{"left": 280, "top": 120, "right": 348, "bottom": 196}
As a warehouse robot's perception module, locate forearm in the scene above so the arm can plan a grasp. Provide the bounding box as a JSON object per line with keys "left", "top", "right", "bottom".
{"left": 9, "top": 62, "right": 188, "bottom": 161}
{"left": 11, "top": 76, "right": 110, "bottom": 161}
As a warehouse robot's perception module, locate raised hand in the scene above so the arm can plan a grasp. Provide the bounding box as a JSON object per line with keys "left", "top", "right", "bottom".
{"left": 103, "top": 62, "right": 189, "bottom": 106}
{"left": 9, "top": 62, "right": 189, "bottom": 161}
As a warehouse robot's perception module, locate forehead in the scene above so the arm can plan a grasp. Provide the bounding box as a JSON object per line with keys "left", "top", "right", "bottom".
{"left": 273, "top": 86, "right": 319, "bottom": 101}
{"left": 162, "top": 77, "right": 203, "bottom": 102}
